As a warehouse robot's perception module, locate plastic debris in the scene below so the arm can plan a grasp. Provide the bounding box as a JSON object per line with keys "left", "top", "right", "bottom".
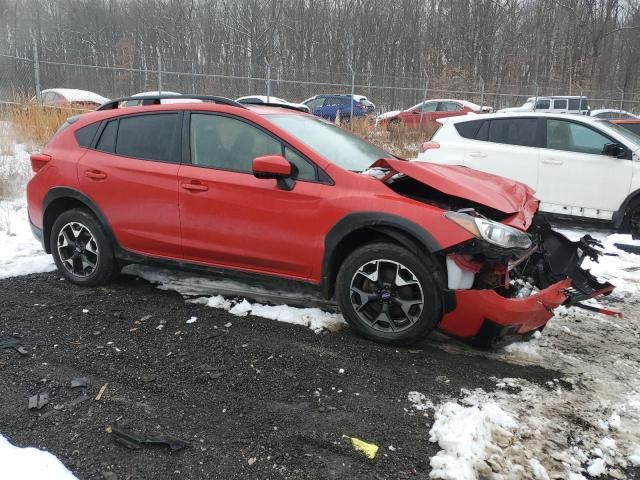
{"left": 342, "top": 435, "right": 379, "bottom": 459}
{"left": 28, "top": 391, "right": 50, "bottom": 410}
{"left": 0, "top": 335, "right": 28, "bottom": 355}
{"left": 70, "top": 377, "right": 90, "bottom": 388}
{"left": 106, "top": 424, "right": 189, "bottom": 452}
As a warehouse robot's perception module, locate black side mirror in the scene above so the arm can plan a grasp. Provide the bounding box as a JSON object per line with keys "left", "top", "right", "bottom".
{"left": 602, "top": 143, "right": 626, "bottom": 158}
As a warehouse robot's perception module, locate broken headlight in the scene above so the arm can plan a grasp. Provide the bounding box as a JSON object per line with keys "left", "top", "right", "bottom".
{"left": 444, "top": 211, "right": 532, "bottom": 249}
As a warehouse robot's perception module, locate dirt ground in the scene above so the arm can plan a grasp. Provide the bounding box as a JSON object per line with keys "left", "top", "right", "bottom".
{"left": 0, "top": 272, "right": 560, "bottom": 479}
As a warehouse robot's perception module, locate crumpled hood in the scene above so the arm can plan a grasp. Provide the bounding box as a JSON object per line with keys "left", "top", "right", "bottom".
{"left": 372, "top": 158, "right": 539, "bottom": 228}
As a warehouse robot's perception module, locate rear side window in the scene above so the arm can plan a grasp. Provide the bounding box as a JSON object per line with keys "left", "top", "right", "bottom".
{"left": 553, "top": 99, "right": 568, "bottom": 109}
{"left": 116, "top": 114, "right": 180, "bottom": 162}
{"left": 74, "top": 122, "right": 100, "bottom": 147}
{"left": 568, "top": 98, "right": 589, "bottom": 110}
{"left": 622, "top": 123, "right": 640, "bottom": 135}
{"left": 535, "top": 100, "right": 550, "bottom": 109}
{"left": 455, "top": 120, "right": 483, "bottom": 139}
{"left": 437, "top": 102, "right": 461, "bottom": 112}
{"left": 487, "top": 118, "right": 538, "bottom": 147}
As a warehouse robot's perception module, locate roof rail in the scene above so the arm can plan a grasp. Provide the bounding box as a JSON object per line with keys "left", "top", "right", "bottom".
{"left": 96, "top": 94, "right": 246, "bottom": 111}
{"left": 237, "top": 99, "right": 309, "bottom": 113}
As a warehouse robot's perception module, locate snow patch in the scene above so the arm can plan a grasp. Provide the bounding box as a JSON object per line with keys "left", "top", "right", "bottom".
{"left": 0, "top": 433, "right": 77, "bottom": 479}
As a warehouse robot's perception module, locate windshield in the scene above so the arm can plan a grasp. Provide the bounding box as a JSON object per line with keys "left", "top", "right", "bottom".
{"left": 265, "top": 114, "right": 394, "bottom": 171}
{"left": 598, "top": 120, "right": 640, "bottom": 149}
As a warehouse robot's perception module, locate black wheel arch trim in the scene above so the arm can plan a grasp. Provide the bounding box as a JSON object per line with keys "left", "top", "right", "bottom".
{"left": 42, "top": 187, "right": 117, "bottom": 253}
{"left": 320, "top": 212, "right": 454, "bottom": 310}
{"left": 612, "top": 188, "right": 640, "bottom": 229}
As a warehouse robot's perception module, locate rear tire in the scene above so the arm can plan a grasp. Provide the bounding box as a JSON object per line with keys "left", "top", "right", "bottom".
{"left": 626, "top": 200, "right": 640, "bottom": 239}
{"left": 336, "top": 242, "right": 443, "bottom": 346}
{"left": 50, "top": 208, "right": 118, "bottom": 286}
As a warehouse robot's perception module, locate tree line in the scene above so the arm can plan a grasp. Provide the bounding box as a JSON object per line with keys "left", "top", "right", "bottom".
{"left": 0, "top": 0, "right": 638, "bottom": 103}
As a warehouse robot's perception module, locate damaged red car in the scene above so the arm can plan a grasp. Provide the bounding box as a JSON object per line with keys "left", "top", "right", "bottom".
{"left": 27, "top": 94, "right": 613, "bottom": 347}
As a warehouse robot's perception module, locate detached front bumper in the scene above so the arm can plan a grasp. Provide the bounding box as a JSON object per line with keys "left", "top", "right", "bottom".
{"left": 439, "top": 279, "right": 570, "bottom": 347}
{"left": 437, "top": 220, "right": 615, "bottom": 347}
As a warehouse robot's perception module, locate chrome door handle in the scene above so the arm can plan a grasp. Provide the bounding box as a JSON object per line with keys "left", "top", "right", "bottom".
{"left": 469, "top": 152, "right": 487, "bottom": 158}
{"left": 542, "top": 159, "right": 563, "bottom": 165}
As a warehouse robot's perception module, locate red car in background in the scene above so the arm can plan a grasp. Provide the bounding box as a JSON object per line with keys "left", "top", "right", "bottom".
{"left": 378, "top": 99, "right": 491, "bottom": 129}
{"left": 611, "top": 118, "right": 640, "bottom": 136}
{"left": 27, "top": 94, "right": 612, "bottom": 348}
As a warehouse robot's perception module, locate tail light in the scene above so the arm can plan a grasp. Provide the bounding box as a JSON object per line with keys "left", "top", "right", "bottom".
{"left": 355, "top": 102, "right": 366, "bottom": 109}
{"left": 30, "top": 153, "right": 51, "bottom": 172}
{"left": 420, "top": 141, "right": 440, "bottom": 153}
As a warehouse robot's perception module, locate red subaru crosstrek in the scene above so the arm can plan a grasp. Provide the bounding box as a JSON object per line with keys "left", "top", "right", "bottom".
{"left": 27, "top": 95, "right": 613, "bottom": 347}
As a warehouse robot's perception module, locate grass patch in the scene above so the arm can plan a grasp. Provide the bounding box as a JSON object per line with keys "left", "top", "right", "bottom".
{"left": 344, "top": 117, "right": 439, "bottom": 159}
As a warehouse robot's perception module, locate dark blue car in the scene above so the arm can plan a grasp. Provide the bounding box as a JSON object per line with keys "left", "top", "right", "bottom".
{"left": 302, "top": 94, "right": 375, "bottom": 121}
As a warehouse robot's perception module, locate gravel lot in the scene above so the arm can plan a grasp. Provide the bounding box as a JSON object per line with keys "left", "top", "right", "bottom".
{"left": 0, "top": 272, "right": 559, "bottom": 479}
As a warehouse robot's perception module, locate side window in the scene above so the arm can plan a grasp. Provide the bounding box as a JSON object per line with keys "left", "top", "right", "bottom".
{"left": 284, "top": 147, "right": 317, "bottom": 181}
{"left": 75, "top": 122, "right": 100, "bottom": 147}
{"left": 487, "top": 118, "right": 537, "bottom": 147}
{"left": 553, "top": 99, "right": 567, "bottom": 110}
{"left": 190, "top": 114, "right": 281, "bottom": 172}
{"left": 305, "top": 98, "right": 324, "bottom": 109}
{"left": 546, "top": 119, "right": 612, "bottom": 155}
{"left": 624, "top": 124, "right": 640, "bottom": 135}
{"left": 535, "top": 99, "right": 550, "bottom": 109}
{"left": 95, "top": 120, "right": 118, "bottom": 153}
{"left": 437, "top": 102, "right": 462, "bottom": 112}
{"left": 568, "top": 98, "right": 580, "bottom": 110}
{"left": 475, "top": 120, "right": 489, "bottom": 140}
{"left": 419, "top": 102, "right": 438, "bottom": 113}
{"left": 115, "top": 113, "right": 180, "bottom": 162}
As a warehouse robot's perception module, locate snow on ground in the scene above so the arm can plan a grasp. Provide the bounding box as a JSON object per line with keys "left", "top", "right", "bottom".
{"left": 421, "top": 229, "right": 640, "bottom": 479}
{"left": 0, "top": 433, "right": 77, "bottom": 479}
{"left": 0, "top": 199, "right": 56, "bottom": 279}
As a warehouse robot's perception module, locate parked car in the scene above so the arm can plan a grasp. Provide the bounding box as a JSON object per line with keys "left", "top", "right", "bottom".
{"left": 27, "top": 95, "right": 612, "bottom": 347}
{"left": 36, "top": 88, "right": 109, "bottom": 109}
{"left": 236, "top": 95, "right": 310, "bottom": 113}
{"left": 591, "top": 109, "right": 638, "bottom": 120}
{"left": 303, "top": 94, "right": 374, "bottom": 121}
{"left": 417, "top": 112, "right": 640, "bottom": 234}
{"left": 498, "top": 96, "right": 589, "bottom": 115}
{"left": 377, "top": 99, "right": 490, "bottom": 129}
{"left": 123, "top": 91, "right": 202, "bottom": 106}
{"left": 611, "top": 119, "right": 640, "bottom": 136}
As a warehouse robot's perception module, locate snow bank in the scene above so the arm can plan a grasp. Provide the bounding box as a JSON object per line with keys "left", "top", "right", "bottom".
{"left": 0, "top": 199, "right": 55, "bottom": 279}
{"left": 428, "top": 390, "right": 519, "bottom": 480}
{"left": 0, "top": 434, "right": 77, "bottom": 479}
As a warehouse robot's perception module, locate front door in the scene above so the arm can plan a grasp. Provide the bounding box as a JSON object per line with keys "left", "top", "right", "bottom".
{"left": 536, "top": 118, "right": 632, "bottom": 219}
{"left": 178, "top": 112, "right": 330, "bottom": 280}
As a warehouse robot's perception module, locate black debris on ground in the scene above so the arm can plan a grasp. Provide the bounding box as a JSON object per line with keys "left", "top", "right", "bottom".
{"left": 0, "top": 272, "right": 558, "bottom": 479}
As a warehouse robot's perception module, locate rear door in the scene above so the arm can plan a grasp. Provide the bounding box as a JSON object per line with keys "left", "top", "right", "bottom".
{"left": 77, "top": 112, "right": 183, "bottom": 258}
{"left": 462, "top": 117, "right": 541, "bottom": 190}
{"left": 178, "top": 112, "right": 331, "bottom": 279}
{"left": 537, "top": 118, "right": 631, "bottom": 219}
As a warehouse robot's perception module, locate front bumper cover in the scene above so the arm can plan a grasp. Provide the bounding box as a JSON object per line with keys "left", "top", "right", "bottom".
{"left": 438, "top": 222, "right": 615, "bottom": 347}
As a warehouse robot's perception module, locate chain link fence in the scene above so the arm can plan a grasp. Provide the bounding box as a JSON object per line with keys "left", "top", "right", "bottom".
{"left": 2, "top": 49, "right": 640, "bottom": 116}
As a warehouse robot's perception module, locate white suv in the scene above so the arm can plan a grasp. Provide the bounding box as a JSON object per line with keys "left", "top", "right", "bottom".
{"left": 498, "top": 96, "right": 589, "bottom": 115}
{"left": 416, "top": 113, "right": 640, "bottom": 234}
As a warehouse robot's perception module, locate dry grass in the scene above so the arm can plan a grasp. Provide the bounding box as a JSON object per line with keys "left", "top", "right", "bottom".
{"left": 344, "top": 117, "right": 439, "bottom": 159}
{"left": 8, "top": 104, "right": 89, "bottom": 150}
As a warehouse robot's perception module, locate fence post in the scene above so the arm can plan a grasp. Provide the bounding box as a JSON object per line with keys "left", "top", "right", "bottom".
{"left": 533, "top": 81, "right": 539, "bottom": 112}
{"left": 479, "top": 77, "right": 485, "bottom": 110}
{"left": 419, "top": 73, "right": 429, "bottom": 130}
{"left": 348, "top": 63, "right": 355, "bottom": 130}
{"left": 157, "top": 48, "right": 163, "bottom": 94}
{"left": 265, "top": 59, "right": 271, "bottom": 102}
{"left": 618, "top": 87, "right": 625, "bottom": 112}
{"left": 32, "top": 36, "right": 41, "bottom": 104}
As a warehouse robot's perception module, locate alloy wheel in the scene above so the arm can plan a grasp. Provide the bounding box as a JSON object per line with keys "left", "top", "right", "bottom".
{"left": 349, "top": 259, "right": 424, "bottom": 333}
{"left": 57, "top": 222, "right": 99, "bottom": 277}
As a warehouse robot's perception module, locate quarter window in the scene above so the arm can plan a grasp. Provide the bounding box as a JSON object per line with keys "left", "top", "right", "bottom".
{"left": 75, "top": 122, "right": 100, "bottom": 147}
{"left": 546, "top": 119, "right": 612, "bottom": 155}
{"left": 305, "top": 98, "right": 324, "bottom": 110}
{"left": 535, "top": 100, "right": 550, "bottom": 109}
{"left": 115, "top": 113, "right": 180, "bottom": 162}
{"left": 487, "top": 118, "right": 537, "bottom": 147}
{"left": 96, "top": 120, "right": 118, "bottom": 153}
{"left": 418, "top": 102, "right": 438, "bottom": 113}
{"left": 454, "top": 120, "right": 483, "bottom": 139}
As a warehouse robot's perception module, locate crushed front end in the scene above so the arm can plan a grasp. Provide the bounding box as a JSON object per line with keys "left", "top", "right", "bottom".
{"left": 438, "top": 213, "right": 615, "bottom": 347}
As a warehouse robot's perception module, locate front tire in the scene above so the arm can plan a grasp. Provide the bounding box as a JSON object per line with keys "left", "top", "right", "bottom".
{"left": 336, "top": 242, "right": 443, "bottom": 346}
{"left": 627, "top": 200, "right": 640, "bottom": 239}
{"left": 50, "top": 208, "right": 118, "bottom": 286}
